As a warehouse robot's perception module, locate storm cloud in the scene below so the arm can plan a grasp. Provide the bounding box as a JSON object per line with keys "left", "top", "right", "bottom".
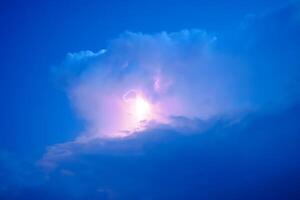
{"left": 1, "top": 2, "right": 300, "bottom": 200}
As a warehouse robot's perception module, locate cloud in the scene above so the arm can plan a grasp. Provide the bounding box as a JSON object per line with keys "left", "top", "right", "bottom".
{"left": 40, "top": 1, "right": 300, "bottom": 171}
{"left": 38, "top": 116, "right": 219, "bottom": 170}
{"left": 35, "top": 104, "right": 300, "bottom": 199}
{"left": 56, "top": 29, "right": 253, "bottom": 139}
{"left": 3, "top": 3, "right": 300, "bottom": 200}
{"left": 55, "top": 3, "right": 300, "bottom": 140}
{"left": 3, "top": 104, "right": 300, "bottom": 199}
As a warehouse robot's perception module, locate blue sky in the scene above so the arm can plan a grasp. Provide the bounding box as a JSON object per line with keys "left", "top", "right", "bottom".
{"left": 1, "top": 0, "right": 300, "bottom": 199}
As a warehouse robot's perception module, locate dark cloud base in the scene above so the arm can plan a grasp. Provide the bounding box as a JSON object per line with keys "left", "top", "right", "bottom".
{"left": 1, "top": 103, "right": 300, "bottom": 200}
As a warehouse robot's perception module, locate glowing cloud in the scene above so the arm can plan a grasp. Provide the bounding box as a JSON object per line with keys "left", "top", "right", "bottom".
{"left": 122, "top": 90, "right": 153, "bottom": 130}
{"left": 58, "top": 30, "right": 251, "bottom": 138}
{"left": 135, "top": 96, "right": 151, "bottom": 122}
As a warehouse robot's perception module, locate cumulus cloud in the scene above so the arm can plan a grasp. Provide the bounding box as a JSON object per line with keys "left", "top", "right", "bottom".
{"left": 41, "top": 2, "right": 300, "bottom": 169}
{"left": 57, "top": 30, "right": 252, "bottom": 139}
{"left": 40, "top": 29, "right": 255, "bottom": 168}
{"left": 31, "top": 3, "right": 300, "bottom": 199}
{"left": 55, "top": 3, "right": 300, "bottom": 141}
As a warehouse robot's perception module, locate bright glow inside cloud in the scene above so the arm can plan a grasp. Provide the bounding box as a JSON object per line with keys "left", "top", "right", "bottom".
{"left": 61, "top": 30, "right": 250, "bottom": 138}
{"left": 122, "top": 90, "right": 154, "bottom": 130}
{"left": 135, "top": 96, "right": 151, "bottom": 122}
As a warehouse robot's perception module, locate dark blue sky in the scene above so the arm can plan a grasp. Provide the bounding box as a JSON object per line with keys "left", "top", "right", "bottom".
{"left": 1, "top": 0, "right": 300, "bottom": 199}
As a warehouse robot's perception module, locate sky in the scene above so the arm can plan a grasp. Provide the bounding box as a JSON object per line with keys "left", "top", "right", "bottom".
{"left": 0, "top": 0, "right": 300, "bottom": 199}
